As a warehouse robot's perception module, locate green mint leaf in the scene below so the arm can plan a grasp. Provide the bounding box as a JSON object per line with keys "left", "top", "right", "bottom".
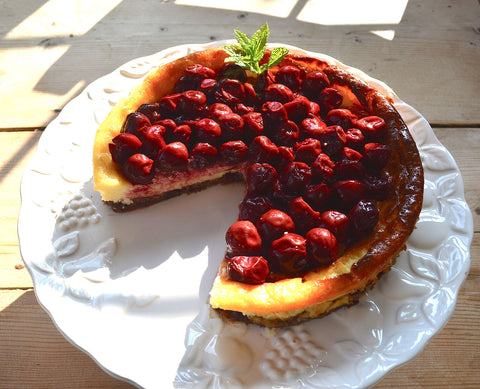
{"left": 234, "top": 30, "right": 251, "bottom": 53}
{"left": 223, "top": 23, "right": 289, "bottom": 75}
{"left": 267, "top": 47, "right": 289, "bottom": 68}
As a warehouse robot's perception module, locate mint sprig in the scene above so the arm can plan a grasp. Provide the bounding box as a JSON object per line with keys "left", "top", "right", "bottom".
{"left": 223, "top": 23, "right": 289, "bottom": 75}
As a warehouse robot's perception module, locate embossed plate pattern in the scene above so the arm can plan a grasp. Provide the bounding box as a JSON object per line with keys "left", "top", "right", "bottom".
{"left": 18, "top": 42, "right": 473, "bottom": 389}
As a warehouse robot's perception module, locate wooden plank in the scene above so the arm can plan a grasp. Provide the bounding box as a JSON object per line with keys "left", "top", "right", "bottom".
{"left": 0, "top": 289, "right": 135, "bottom": 388}
{"left": 0, "top": 275, "right": 477, "bottom": 388}
{"left": 1, "top": 0, "right": 479, "bottom": 128}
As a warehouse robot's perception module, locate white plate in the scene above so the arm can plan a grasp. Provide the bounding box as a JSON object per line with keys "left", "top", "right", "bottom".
{"left": 18, "top": 42, "right": 473, "bottom": 389}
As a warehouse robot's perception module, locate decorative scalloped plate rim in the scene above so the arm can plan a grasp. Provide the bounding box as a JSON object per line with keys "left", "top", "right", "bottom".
{"left": 18, "top": 41, "right": 473, "bottom": 389}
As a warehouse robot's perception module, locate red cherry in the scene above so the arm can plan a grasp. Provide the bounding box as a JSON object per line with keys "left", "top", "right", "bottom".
{"left": 247, "top": 136, "right": 279, "bottom": 164}
{"left": 274, "top": 146, "right": 295, "bottom": 173}
{"left": 271, "top": 120, "right": 300, "bottom": 147}
{"left": 362, "top": 174, "right": 393, "bottom": 200}
{"left": 311, "top": 153, "right": 335, "bottom": 183}
{"left": 242, "top": 111, "right": 264, "bottom": 142}
{"left": 218, "top": 140, "right": 248, "bottom": 165}
{"left": 246, "top": 163, "right": 278, "bottom": 196}
{"left": 137, "top": 103, "right": 161, "bottom": 123}
{"left": 121, "top": 112, "right": 151, "bottom": 139}
{"left": 303, "top": 183, "right": 332, "bottom": 211}
{"left": 302, "top": 71, "right": 330, "bottom": 98}
{"left": 280, "top": 162, "right": 312, "bottom": 195}
{"left": 208, "top": 103, "right": 232, "bottom": 120}
{"left": 362, "top": 143, "right": 392, "bottom": 172}
{"left": 332, "top": 179, "right": 366, "bottom": 210}
{"left": 268, "top": 233, "right": 308, "bottom": 276}
{"left": 275, "top": 65, "right": 305, "bottom": 92}
{"left": 226, "top": 220, "right": 262, "bottom": 257}
{"left": 217, "top": 112, "right": 244, "bottom": 140}
{"left": 261, "top": 101, "right": 288, "bottom": 130}
{"left": 200, "top": 78, "right": 218, "bottom": 103}
{"left": 294, "top": 138, "right": 323, "bottom": 165}
{"left": 284, "top": 95, "right": 310, "bottom": 122}
{"left": 185, "top": 64, "right": 216, "bottom": 80}
{"left": 228, "top": 256, "right": 270, "bottom": 284}
{"left": 190, "top": 142, "right": 217, "bottom": 169}
{"left": 306, "top": 228, "right": 338, "bottom": 267}
{"left": 122, "top": 153, "right": 154, "bottom": 184}
{"left": 172, "top": 124, "right": 192, "bottom": 145}
{"left": 345, "top": 128, "right": 365, "bottom": 151}
{"left": 348, "top": 200, "right": 379, "bottom": 239}
{"left": 318, "top": 87, "right": 343, "bottom": 112}
{"left": 320, "top": 210, "right": 349, "bottom": 242}
{"left": 263, "top": 83, "right": 295, "bottom": 104}
{"left": 243, "top": 82, "right": 261, "bottom": 107}
{"left": 156, "top": 119, "right": 177, "bottom": 141}
{"left": 179, "top": 90, "right": 207, "bottom": 117}
{"left": 215, "top": 78, "right": 245, "bottom": 106}
{"left": 109, "top": 133, "right": 143, "bottom": 164}
{"left": 287, "top": 197, "right": 321, "bottom": 234}
{"left": 257, "top": 209, "right": 295, "bottom": 243}
{"left": 234, "top": 103, "right": 254, "bottom": 116}
{"left": 299, "top": 116, "right": 327, "bottom": 139}
{"left": 156, "top": 142, "right": 189, "bottom": 171}
{"left": 317, "top": 125, "right": 347, "bottom": 160}
{"left": 239, "top": 196, "right": 274, "bottom": 224}
{"left": 355, "top": 116, "right": 387, "bottom": 140}
{"left": 326, "top": 109, "right": 358, "bottom": 130}
{"left": 218, "top": 63, "right": 247, "bottom": 83}
{"left": 142, "top": 125, "right": 167, "bottom": 158}
{"left": 255, "top": 69, "right": 275, "bottom": 94}
{"left": 195, "top": 118, "right": 222, "bottom": 145}
{"left": 158, "top": 93, "right": 181, "bottom": 118}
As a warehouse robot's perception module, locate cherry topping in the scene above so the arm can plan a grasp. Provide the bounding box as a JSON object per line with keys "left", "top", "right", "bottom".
{"left": 208, "top": 103, "right": 232, "bottom": 120}
{"left": 280, "top": 162, "right": 312, "bottom": 195}
{"left": 302, "top": 71, "right": 330, "bottom": 98}
{"left": 318, "top": 87, "right": 343, "bottom": 112}
{"left": 122, "top": 112, "right": 151, "bottom": 139}
{"left": 217, "top": 112, "right": 244, "bottom": 140}
{"left": 158, "top": 93, "right": 181, "bottom": 118}
{"left": 317, "top": 125, "right": 346, "bottom": 160}
{"left": 274, "top": 146, "right": 295, "bottom": 173}
{"left": 185, "top": 64, "right": 216, "bottom": 80}
{"left": 355, "top": 116, "right": 387, "bottom": 140}
{"left": 269, "top": 233, "right": 308, "bottom": 276}
{"left": 362, "top": 174, "right": 393, "bottom": 200}
{"left": 320, "top": 210, "right": 349, "bottom": 242}
{"left": 200, "top": 79, "right": 218, "bottom": 103}
{"left": 157, "top": 142, "right": 189, "bottom": 171}
{"left": 219, "top": 140, "right": 248, "bottom": 165}
{"left": 137, "top": 103, "right": 161, "bottom": 123}
{"left": 300, "top": 116, "right": 327, "bottom": 139}
{"left": 311, "top": 153, "right": 335, "bottom": 183}
{"left": 246, "top": 163, "right": 278, "bottom": 196}
{"left": 332, "top": 179, "right": 366, "bottom": 210}
{"left": 348, "top": 200, "right": 379, "bottom": 239}
{"left": 261, "top": 101, "right": 288, "bottom": 130}
{"left": 226, "top": 220, "right": 262, "bottom": 257}
{"left": 275, "top": 65, "right": 304, "bottom": 92}
{"left": 303, "top": 183, "right": 331, "bottom": 211}
{"left": 194, "top": 118, "right": 222, "bottom": 145}
{"left": 109, "top": 133, "right": 143, "bottom": 164}
{"left": 172, "top": 124, "right": 192, "bottom": 145}
{"left": 247, "top": 136, "right": 279, "bottom": 164}
{"left": 216, "top": 78, "right": 245, "bottom": 106}
{"left": 284, "top": 95, "right": 310, "bottom": 122}
{"left": 239, "top": 196, "right": 274, "bottom": 224}
{"left": 326, "top": 109, "right": 358, "bottom": 129}
{"left": 271, "top": 120, "right": 300, "bottom": 147}
{"left": 122, "top": 153, "right": 154, "bottom": 184}
{"left": 142, "top": 125, "right": 167, "bottom": 158}
{"left": 294, "top": 138, "right": 323, "bottom": 165}
{"left": 263, "top": 83, "right": 295, "bottom": 104}
{"left": 257, "top": 209, "right": 295, "bottom": 244}
{"left": 287, "top": 197, "right": 320, "bottom": 234}
{"left": 228, "top": 256, "right": 270, "bottom": 284}
{"left": 345, "top": 128, "right": 365, "bottom": 151}
{"left": 242, "top": 112, "right": 264, "bottom": 142}
{"left": 190, "top": 142, "right": 217, "bottom": 169}
{"left": 362, "top": 143, "right": 392, "bottom": 172}
{"left": 179, "top": 90, "right": 206, "bottom": 118}
{"left": 306, "top": 228, "right": 339, "bottom": 267}
{"left": 218, "top": 63, "right": 247, "bottom": 83}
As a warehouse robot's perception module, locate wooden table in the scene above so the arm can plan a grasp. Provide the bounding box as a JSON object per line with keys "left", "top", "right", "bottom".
{"left": 1, "top": 0, "right": 479, "bottom": 387}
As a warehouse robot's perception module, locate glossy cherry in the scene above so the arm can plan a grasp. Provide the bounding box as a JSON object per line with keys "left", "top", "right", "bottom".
{"left": 305, "top": 228, "right": 338, "bottom": 267}
{"left": 256, "top": 209, "right": 295, "bottom": 243}
{"left": 226, "top": 220, "right": 262, "bottom": 257}
{"left": 268, "top": 233, "right": 308, "bottom": 276}
{"left": 228, "top": 256, "right": 270, "bottom": 284}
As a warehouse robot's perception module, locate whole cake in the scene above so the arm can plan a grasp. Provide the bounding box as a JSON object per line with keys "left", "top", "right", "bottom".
{"left": 93, "top": 27, "right": 423, "bottom": 327}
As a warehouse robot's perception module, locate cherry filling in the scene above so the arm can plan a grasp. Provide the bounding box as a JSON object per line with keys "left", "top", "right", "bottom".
{"left": 109, "top": 59, "right": 395, "bottom": 283}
